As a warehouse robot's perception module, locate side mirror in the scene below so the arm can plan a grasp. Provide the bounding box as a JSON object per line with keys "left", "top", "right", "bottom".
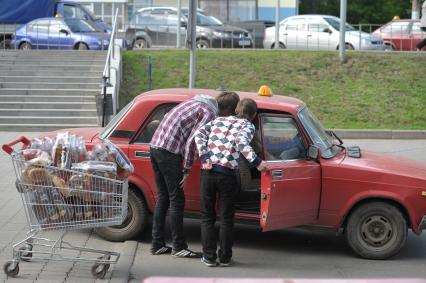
{"left": 323, "top": 28, "right": 332, "bottom": 34}
{"left": 60, "top": 29, "right": 69, "bottom": 35}
{"left": 307, "top": 145, "right": 320, "bottom": 160}
{"left": 181, "top": 21, "right": 187, "bottom": 28}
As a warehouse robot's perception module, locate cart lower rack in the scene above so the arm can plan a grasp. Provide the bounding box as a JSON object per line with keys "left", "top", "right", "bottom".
{"left": 2, "top": 136, "right": 128, "bottom": 279}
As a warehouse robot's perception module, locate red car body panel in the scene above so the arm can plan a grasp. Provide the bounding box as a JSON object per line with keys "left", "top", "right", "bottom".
{"left": 372, "top": 19, "right": 425, "bottom": 51}
{"left": 56, "top": 88, "right": 426, "bottom": 234}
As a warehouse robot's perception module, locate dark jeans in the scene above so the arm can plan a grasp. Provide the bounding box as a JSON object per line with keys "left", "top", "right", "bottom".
{"left": 417, "top": 27, "right": 426, "bottom": 50}
{"left": 150, "top": 147, "right": 187, "bottom": 251}
{"left": 201, "top": 170, "right": 238, "bottom": 262}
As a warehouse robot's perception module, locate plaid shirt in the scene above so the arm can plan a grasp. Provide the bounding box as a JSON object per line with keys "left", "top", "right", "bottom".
{"left": 195, "top": 116, "right": 261, "bottom": 175}
{"left": 150, "top": 99, "right": 216, "bottom": 172}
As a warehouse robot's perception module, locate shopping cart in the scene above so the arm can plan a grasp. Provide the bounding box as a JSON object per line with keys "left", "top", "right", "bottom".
{"left": 2, "top": 136, "right": 128, "bottom": 279}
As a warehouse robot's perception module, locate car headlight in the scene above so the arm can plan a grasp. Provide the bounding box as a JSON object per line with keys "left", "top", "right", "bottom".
{"left": 212, "top": 31, "right": 223, "bottom": 38}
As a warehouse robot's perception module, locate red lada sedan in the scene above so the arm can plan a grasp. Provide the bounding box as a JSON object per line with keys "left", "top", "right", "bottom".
{"left": 59, "top": 88, "right": 426, "bottom": 260}
{"left": 372, "top": 19, "right": 426, "bottom": 51}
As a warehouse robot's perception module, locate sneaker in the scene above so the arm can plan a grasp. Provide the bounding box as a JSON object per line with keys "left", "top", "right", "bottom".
{"left": 151, "top": 245, "right": 172, "bottom": 255}
{"left": 219, "top": 258, "right": 233, "bottom": 267}
{"left": 172, "top": 248, "right": 202, "bottom": 258}
{"left": 201, "top": 257, "right": 217, "bottom": 267}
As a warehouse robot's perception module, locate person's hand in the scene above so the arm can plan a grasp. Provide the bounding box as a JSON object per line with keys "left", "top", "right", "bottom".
{"left": 201, "top": 159, "right": 212, "bottom": 170}
{"left": 179, "top": 173, "right": 189, "bottom": 189}
{"left": 256, "top": 161, "right": 269, "bottom": 172}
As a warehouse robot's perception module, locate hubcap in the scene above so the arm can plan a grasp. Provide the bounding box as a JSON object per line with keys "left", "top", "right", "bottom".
{"left": 110, "top": 203, "right": 133, "bottom": 230}
{"left": 361, "top": 215, "right": 393, "bottom": 247}
{"left": 196, "top": 42, "right": 208, "bottom": 48}
{"left": 134, "top": 41, "right": 145, "bottom": 49}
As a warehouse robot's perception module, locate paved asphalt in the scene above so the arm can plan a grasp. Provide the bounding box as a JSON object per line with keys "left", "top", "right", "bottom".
{"left": 0, "top": 132, "right": 425, "bottom": 282}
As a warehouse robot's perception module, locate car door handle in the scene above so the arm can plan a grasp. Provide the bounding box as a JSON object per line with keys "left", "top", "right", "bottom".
{"left": 135, "top": 151, "right": 150, "bottom": 158}
{"left": 272, "top": 170, "right": 283, "bottom": 180}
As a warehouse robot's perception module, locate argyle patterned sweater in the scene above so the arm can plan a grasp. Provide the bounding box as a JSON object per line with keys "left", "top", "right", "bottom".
{"left": 195, "top": 116, "right": 262, "bottom": 176}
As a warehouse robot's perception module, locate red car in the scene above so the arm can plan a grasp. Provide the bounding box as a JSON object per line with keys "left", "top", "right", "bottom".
{"left": 55, "top": 88, "right": 426, "bottom": 260}
{"left": 372, "top": 19, "right": 426, "bottom": 51}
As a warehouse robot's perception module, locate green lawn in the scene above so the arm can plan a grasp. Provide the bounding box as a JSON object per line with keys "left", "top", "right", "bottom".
{"left": 120, "top": 49, "right": 426, "bottom": 129}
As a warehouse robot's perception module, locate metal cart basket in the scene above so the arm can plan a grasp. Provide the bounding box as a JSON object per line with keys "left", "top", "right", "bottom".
{"left": 2, "top": 136, "right": 128, "bottom": 279}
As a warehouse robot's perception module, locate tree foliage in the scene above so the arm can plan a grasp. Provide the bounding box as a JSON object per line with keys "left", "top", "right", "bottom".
{"left": 299, "top": 0, "right": 412, "bottom": 24}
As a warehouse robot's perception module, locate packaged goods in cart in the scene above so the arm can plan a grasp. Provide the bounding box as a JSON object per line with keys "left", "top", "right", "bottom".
{"left": 101, "top": 139, "right": 134, "bottom": 180}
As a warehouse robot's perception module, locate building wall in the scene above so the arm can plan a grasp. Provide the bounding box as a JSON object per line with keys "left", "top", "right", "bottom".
{"left": 258, "top": 0, "right": 296, "bottom": 21}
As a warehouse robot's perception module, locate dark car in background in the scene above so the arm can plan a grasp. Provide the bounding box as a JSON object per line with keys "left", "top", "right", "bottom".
{"left": 372, "top": 19, "right": 425, "bottom": 51}
{"left": 126, "top": 7, "right": 252, "bottom": 49}
{"left": 11, "top": 17, "right": 110, "bottom": 50}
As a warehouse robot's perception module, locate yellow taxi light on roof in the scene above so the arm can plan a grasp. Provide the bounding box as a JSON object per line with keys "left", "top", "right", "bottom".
{"left": 258, "top": 85, "right": 273, "bottom": 97}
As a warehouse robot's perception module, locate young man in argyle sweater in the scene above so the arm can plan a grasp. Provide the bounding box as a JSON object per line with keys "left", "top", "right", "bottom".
{"left": 150, "top": 92, "right": 240, "bottom": 258}
{"left": 195, "top": 98, "right": 268, "bottom": 267}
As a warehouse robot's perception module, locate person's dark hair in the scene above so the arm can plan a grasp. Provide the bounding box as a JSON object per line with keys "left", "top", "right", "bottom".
{"left": 216, "top": 91, "right": 240, "bottom": 116}
{"left": 235, "top": 98, "right": 257, "bottom": 120}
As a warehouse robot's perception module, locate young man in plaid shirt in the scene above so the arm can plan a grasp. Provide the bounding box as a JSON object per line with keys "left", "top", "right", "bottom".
{"left": 150, "top": 92, "right": 240, "bottom": 258}
{"left": 195, "top": 98, "right": 268, "bottom": 266}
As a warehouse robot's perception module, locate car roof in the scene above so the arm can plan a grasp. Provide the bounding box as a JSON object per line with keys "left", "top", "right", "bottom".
{"left": 136, "top": 88, "right": 305, "bottom": 114}
{"left": 136, "top": 6, "right": 177, "bottom": 13}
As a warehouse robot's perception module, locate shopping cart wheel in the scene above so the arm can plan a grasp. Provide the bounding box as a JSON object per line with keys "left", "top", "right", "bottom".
{"left": 91, "top": 263, "right": 108, "bottom": 279}
{"left": 3, "top": 261, "right": 19, "bottom": 277}
{"left": 18, "top": 244, "right": 33, "bottom": 262}
{"left": 97, "top": 255, "right": 111, "bottom": 271}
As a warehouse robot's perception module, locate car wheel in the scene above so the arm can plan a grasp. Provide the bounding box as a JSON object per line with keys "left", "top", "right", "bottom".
{"left": 19, "top": 42, "right": 32, "bottom": 50}
{"left": 133, "top": 38, "right": 148, "bottom": 50}
{"left": 345, "top": 201, "right": 407, "bottom": 260}
{"left": 94, "top": 188, "right": 149, "bottom": 242}
{"left": 77, "top": 43, "right": 89, "bottom": 50}
{"left": 345, "top": 43, "right": 354, "bottom": 50}
{"left": 272, "top": 42, "right": 286, "bottom": 49}
{"left": 196, "top": 39, "right": 210, "bottom": 49}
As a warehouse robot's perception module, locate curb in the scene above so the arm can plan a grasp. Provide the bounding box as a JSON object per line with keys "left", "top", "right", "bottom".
{"left": 110, "top": 240, "right": 138, "bottom": 283}
{"left": 333, "top": 129, "right": 426, "bottom": 139}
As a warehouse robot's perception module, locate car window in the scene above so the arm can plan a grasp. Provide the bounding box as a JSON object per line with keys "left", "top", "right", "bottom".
{"left": 382, "top": 22, "right": 409, "bottom": 34}
{"left": 63, "top": 4, "right": 86, "bottom": 19}
{"left": 133, "top": 12, "right": 151, "bottom": 26}
{"left": 134, "top": 104, "right": 177, "bottom": 144}
{"left": 49, "top": 20, "right": 68, "bottom": 34}
{"left": 64, "top": 18, "right": 96, "bottom": 33}
{"left": 150, "top": 12, "right": 168, "bottom": 25}
{"left": 286, "top": 18, "right": 306, "bottom": 31}
{"left": 308, "top": 19, "right": 329, "bottom": 32}
{"left": 261, "top": 116, "right": 306, "bottom": 161}
{"left": 411, "top": 22, "right": 424, "bottom": 34}
{"left": 29, "top": 20, "right": 50, "bottom": 33}
{"left": 167, "top": 13, "right": 179, "bottom": 26}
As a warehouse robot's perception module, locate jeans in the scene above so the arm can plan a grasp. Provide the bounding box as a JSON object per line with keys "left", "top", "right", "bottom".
{"left": 201, "top": 170, "right": 238, "bottom": 262}
{"left": 150, "top": 147, "right": 187, "bottom": 251}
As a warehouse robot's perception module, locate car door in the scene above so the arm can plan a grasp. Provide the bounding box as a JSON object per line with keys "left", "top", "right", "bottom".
{"left": 307, "top": 17, "right": 333, "bottom": 50}
{"left": 166, "top": 11, "right": 187, "bottom": 47}
{"left": 48, "top": 20, "right": 73, "bottom": 49}
{"left": 149, "top": 10, "right": 170, "bottom": 46}
{"left": 283, "top": 17, "right": 307, "bottom": 49}
{"left": 28, "top": 19, "right": 50, "bottom": 49}
{"left": 127, "top": 103, "right": 203, "bottom": 212}
{"left": 259, "top": 115, "right": 321, "bottom": 232}
{"left": 384, "top": 21, "right": 410, "bottom": 50}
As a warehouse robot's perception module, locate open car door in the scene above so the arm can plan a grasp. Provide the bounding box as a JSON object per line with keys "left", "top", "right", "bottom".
{"left": 259, "top": 115, "right": 321, "bottom": 232}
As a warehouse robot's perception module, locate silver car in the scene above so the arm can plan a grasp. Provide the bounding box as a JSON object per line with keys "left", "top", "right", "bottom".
{"left": 263, "top": 15, "right": 386, "bottom": 50}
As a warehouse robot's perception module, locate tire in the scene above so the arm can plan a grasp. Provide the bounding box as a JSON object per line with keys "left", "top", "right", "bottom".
{"left": 95, "top": 188, "right": 148, "bottom": 242}
{"left": 196, "top": 39, "right": 210, "bottom": 49}
{"left": 272, "top": 42, "right": 286, "bottom": 49}
{"left": 345, "top": 201, "right": 407, "bottom": 260}
{"left": 133, "top": 38, "right": 148, "bottom": 50}
{"left": 77, "top": 43, "right": 89, "bottom": 50}
{"left": 345, "top": 43, "right": 354, "bottom": 50}
{"left": 19, "top": 42, "right": 31, "bottom": 50}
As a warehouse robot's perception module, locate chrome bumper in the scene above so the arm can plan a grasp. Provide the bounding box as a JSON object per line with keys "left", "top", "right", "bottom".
{"left": 418, "top": 215, "right": 426, "bottom": 231}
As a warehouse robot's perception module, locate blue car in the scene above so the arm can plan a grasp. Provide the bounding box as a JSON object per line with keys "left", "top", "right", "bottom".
{"left": 11, "top": 17, "right": 110, "bottom": 50}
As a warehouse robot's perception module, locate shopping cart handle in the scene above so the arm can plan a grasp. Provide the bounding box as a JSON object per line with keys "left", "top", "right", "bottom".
{"left": 2, "top": 136, "right": 31, "bottom": 155}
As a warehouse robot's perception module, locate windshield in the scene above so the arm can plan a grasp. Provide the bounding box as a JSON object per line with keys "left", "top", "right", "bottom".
{"left": 100, "top": 100, "right": 134, "bottom": 139}
{"left": 324, "top": 17, "right": 356, "bottom": 31}
{"left": 297, "top": 107, "right": 338, "bottom": 159}
{"left": 184, "top": 12, "right": 223, "bottom": 26}
{"left": 65, "top": 18, "right": 96, "bottom": 32}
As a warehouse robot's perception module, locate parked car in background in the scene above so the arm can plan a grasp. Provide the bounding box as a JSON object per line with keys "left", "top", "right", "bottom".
{"left": 264, "top": 15, "right": 385, "bottom": 50}
{"left": 11, "top": 17, "right": 110, "bottom": 50}
{"left": 372, "top": 19, "right": 425, "bottom": 51}
{"left": 0, "top": 0, "right": 111, "bottom": 49}
{"left": 46, "top": 88, "right": 426, "bottom": 260}
{"left": 126, "top": 7, "right": 253, "bottom": 49}
{"left": 230, "top": 20, "right": 275, "bottom": 48}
